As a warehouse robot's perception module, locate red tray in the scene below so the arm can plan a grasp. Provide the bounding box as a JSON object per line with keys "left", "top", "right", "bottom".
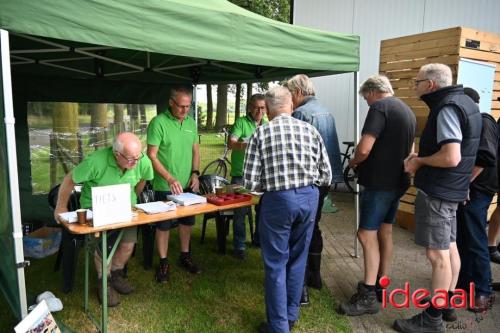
{"left": 206, "top": 194, "right": 252, "bottom": 206}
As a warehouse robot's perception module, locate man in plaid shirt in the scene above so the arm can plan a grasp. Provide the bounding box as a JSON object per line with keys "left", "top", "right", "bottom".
{"left": 244, "top": 86, "right": 332, "bottom": 333}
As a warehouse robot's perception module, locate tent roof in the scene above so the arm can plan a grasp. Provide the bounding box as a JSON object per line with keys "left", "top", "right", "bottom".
{"left": 0, "top": 0, "right": 359, "bottom": 84}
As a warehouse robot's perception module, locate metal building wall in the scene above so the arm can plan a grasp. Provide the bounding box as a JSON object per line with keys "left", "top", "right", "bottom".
{"left": 294, "top": 0, "right": 500, "bottom": 142}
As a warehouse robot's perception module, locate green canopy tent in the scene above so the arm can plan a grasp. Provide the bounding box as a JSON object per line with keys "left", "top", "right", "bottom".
{"left": 0, "top": 0, "right": 360, "bottom": 321}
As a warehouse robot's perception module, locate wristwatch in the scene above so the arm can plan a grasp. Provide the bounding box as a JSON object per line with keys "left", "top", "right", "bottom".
{"left": 191, "top": 170, "right": 200, "bottom": 176}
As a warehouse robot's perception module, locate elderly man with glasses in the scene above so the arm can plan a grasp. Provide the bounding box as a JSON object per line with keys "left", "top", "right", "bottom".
{"left": 54, "top": 132, "right": 154, "bottom": 307}
{"left": 147, "top": 86, "right": 201, "bottom": 284}
{"left": 396, "top": 63, "right": 482, "bottom": 333}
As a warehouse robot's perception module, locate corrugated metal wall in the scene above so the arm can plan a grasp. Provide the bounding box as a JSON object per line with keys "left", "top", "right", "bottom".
{"left": 294, "top": 0, "right": 500, "bottom": 142}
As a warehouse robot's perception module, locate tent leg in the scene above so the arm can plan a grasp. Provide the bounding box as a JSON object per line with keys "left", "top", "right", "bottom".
{"left": 352, "top": 71, "right": 360, "bottom": 258}
{"left": 1, "top": 29, "right": 28, "bottom": 318}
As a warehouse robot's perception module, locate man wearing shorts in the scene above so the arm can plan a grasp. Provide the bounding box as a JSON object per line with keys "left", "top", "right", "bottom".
{"left": 147, "top": 86, "right": 201, "bottom": 283}
{"left": 339, "top": 75, "right": 416, "bottom": 316}
{"left": 55, "top": 132, "right": 153, "bottom": 306}
{"left": 397, "top": 64, "right": 482, "bottom": 332}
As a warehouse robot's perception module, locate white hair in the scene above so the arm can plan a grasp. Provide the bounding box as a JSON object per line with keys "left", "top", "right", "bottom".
{"left": 419, "top": 63, "right": 452, "bottom": 88}
{"left": 285, "top": 74, "right": 315, "bottom": 96}
{"left": 359, "top": 75, "right": 394, "bottom": 96}
{"left": 265, "top": 86, "right": 292, "bottom": 114}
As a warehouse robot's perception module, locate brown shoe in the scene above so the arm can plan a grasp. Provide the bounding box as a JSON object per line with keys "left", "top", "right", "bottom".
{"left": 97, "top": 277, "right": 120, "bottom": 307}
{"left": 468, "top": 294, "right": 492, "bottom": 313}
{"left": 111, "top": 269, "right": 134, "bottom": 295}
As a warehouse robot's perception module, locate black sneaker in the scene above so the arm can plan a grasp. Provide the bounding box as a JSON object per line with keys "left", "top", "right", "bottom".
{"left": 258, "top": 320, "right": 296, "bottom": 333}
{"left": 490, "top": 249, "right": 500, "bottom": 264}
{"left": 155, "top": 262, "right": 170, "bottom": 283}
{"left": 338, "top": 282, "right": 379, "bottom": 316}
{"left": 179, "top": 254, "right": 201, "bottom": 274}
{"left": 393, "top": 311, "right": 444, "bottom": 333}
{"left": 300, "top": 286, "right": 310, "bottom": 306}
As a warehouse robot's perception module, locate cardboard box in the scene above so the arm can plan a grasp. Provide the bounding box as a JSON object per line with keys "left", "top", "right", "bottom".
{"left": 23, "top": 227, "right": 61, "bottom": 259}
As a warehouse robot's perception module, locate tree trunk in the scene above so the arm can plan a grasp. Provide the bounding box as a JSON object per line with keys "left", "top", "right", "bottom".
{"left": 129, "top": 104, "right": 139, "bottom": 133}
{"left": 246, "top": 82, "right": 253, "bottom": 107}
{"left": 235, "top": 83, "right": 242, "bottom": 121}
{"left": 206, "top": 84, "right": 214, "bottom": 130}
{"left": 215, "top": 84, "right": 228, "bottom": 130}
{"left": 51, "top": 102, "right": 79, "bottom": 187}
{"left": 113, "top": 104, "right": 125, "bottom": 135}
{"left": 90, "top": 103, "right": 108, "bottom": 149}
{"left": 139, "top": 104, "right": 147, "bottom": 132}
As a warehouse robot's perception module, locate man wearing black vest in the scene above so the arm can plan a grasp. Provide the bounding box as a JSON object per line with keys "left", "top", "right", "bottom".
{"left": 395, "top": 64, "right": 482, "bottom": 333}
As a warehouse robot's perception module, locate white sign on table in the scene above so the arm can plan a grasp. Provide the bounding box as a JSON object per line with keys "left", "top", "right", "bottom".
{"left": 91, "top": 184, "right": 132, "bottom": 227}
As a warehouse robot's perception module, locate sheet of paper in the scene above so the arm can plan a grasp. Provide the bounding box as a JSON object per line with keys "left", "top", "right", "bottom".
{"left": 134, "top": 201, "right": 177, "bottom": 214}
{"left": 58, "top": 210, "right": 93, "bottom": 223}
{"left": 92, "top": 184, "right": 132, "bottom": 227}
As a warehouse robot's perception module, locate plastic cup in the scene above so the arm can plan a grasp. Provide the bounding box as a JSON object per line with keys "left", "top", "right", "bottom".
{"left": 215, "top": 187, "right": 224, "bottom": 195}
{"left": 76, "top": 209, "right": 87, "bottom": 225}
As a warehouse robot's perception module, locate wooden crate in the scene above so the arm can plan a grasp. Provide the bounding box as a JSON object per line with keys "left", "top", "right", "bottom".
{"left": 379, "top": 27, "right": 500, "bottom": 230}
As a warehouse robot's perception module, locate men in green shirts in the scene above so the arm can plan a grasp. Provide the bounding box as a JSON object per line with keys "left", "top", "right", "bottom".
{"left": 228, "top": 93, "right": 266, "bottom": 259}
{"left": 54, "top": 132, "right": 154, "bottom": 307}
{"left": 147, "top": 86, "right": 201, "bottom": 283}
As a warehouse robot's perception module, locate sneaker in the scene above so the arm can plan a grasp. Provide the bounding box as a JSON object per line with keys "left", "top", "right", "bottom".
{"left": 178, "top": 254, "right": 201, "bottom": 274}
{"left": 232, "top": 249, "right": 246, "bottom": 260}
{"left": 97, "top": 278, "right": 120, "bottom": 307}
{"left": 393, "top": 311, "right": 444, "bottom": 333}
{"left": 338, "top": 282, "right": 379, "bottom": 316}
{"left": 155, "top": 262, "right": 170, "bottom": 283}
{"left": 490, "top": 249, "right": 500, "bottom": 264}
{"left": 258, "top": 320, "right": 296, "bottom": 333}
{"left": 111, "top": 269, "right": 134, "bottom": 295}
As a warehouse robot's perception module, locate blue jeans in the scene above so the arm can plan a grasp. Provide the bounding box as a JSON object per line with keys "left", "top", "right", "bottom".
{"left": 231, "top": 177, "right": 247, "bottom": 250}
{"left": 359, "top": 188, "right": 402, "bottom": 231}
{"left": 259, "top": 186, "right": 319, "bottom": 333}
{"left": 456, "top": 188, "right": 493, "bottom": 296}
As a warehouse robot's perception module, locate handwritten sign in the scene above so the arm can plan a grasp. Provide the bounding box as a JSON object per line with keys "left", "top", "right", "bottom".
{"left": 91, "top": 184, "right": 132, "bottom": 227}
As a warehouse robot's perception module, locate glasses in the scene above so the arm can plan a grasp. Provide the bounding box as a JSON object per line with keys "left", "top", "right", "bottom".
{"left": 170, "top": 98, "right": 191, "bottom": 110}
{"left": 116, "top": 151, "right": 143, "bottom": 164}
{"left": 414, "top": 79, "right": 429, "bottom": 85}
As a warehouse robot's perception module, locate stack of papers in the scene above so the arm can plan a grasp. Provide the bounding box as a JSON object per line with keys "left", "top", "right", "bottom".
{"left": 167, "top": 193, "right": 207, "bottom": 206}
{"left": 58, "top": 210, "right": 93, "bottom": 223}
{"left": 135, "top": 201, "right": 177, "bottom": 214}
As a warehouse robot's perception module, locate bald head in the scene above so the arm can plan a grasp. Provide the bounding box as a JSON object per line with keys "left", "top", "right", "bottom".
{"left": 265, "top": 86, "right": 293, "bottom": 120}
{"left": 113, "top": 132, "right": 142, "bottom": 169}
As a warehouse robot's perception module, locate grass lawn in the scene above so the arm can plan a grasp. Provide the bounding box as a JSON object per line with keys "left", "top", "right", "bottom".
{"left": 0, "top": 218, "right": 351, "bottom": 332}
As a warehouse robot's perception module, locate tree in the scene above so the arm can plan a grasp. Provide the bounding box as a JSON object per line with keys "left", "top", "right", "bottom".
{"left": 206, "top": 84, "right": 214, "bottom": 129}
{"left": 235, "top": 83, "right": 242, "bottom": 120}
{"left": 215, "top": 84, "right": 228, "bottom": 129}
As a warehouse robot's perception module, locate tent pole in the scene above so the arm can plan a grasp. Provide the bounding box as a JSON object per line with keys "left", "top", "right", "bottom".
{"left": 1, "top": 29, "right": 28, "bottom": 318}
{"left": 353, "top": 71, "right": 360, "bottom": 258}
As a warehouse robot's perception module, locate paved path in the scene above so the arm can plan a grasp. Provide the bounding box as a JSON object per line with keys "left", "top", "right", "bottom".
{"left": 321, "top": 192, "right": 500, "bottom": 333}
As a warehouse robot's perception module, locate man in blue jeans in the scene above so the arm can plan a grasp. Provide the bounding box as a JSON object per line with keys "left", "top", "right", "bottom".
{"left": 228, "top": 93, "right": 266, "bottom": 259}
{"left": 339, "top": 75, "right": 416, "bottom": 316}
{"left": 244, "top": 86, "right": 332, "bottom": 333}
{"left": 456, "top": 87, "right": 498, "bottom": 312}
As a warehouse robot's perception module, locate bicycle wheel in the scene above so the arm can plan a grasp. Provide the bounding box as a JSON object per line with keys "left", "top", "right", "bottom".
{"left": 343, "top": 165, "right": 358, "bottom": 193}
{"left": 202, "top": 159, "right": 228, "bottom": 179}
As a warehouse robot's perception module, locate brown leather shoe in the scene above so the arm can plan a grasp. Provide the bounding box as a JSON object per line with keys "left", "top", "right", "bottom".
{"left": 468, "top": 294, "right": 492, "bottom": 313}
{"left": 97, "top": 277, "right": 120, "bottom": 307}
{"left": 111, "top": 269, "right": 135, "bottom": 295}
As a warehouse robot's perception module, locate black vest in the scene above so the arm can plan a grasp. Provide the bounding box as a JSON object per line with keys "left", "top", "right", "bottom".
{"left": 414, "top": 85, "right": 482, "bottom": 202}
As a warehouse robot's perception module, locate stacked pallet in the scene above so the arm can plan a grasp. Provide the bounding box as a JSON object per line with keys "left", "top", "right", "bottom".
{"left": 379, "top": 27, "right": 500, "bottom": 231}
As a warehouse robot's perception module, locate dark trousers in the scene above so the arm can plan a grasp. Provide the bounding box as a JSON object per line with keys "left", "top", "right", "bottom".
{"left": 305, "top": 186, "right": 329, "bottom": 281}
{"left": 456, "top": 188, "right": 493, "bottom": 296}
{"left": 259, "top": 186, "right": 319, "bottom": 333}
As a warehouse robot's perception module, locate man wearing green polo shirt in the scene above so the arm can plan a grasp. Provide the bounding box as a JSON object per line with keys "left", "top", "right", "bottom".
{"left": 228, "top": 93, "right": 266, "bottom": 259}
{"left": 54, "top": 132, "right": 153, "bottom": 307}
{"left": 147, "top": 86, "right": 201, "bottom": 283}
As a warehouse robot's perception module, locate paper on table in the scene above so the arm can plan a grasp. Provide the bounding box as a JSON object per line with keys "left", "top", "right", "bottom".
{"left": 250, "top": 191, "right": 264, "bottom": 196}
{"left": 134, "top": 201, "right": 177, "bottom": 214}
{"left": 167, "top": 193, "right": 207, "bottom": 206}
{"left": 58, "top": 210, "right": 93, "bottom": 223}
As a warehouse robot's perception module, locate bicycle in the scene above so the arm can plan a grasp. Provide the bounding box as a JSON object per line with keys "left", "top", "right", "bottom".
{"left": 201, "top": 128, "right": 232, "bottom": 179}
{"left": 333, "top": 141, "right": 358, "bottom": 193}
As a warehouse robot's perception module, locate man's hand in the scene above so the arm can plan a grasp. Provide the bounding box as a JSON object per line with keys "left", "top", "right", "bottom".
{"left": 188, "top": 174, "right": 200, "bottom": 193}
{"left": 348, "top": 159, "right": 357, "bottom": 168}
{"left": 168, "top": 177, "right": 183, "bottom": 195}
{"left": 404, "top": 153, "right": 420, "bottom": 174}
{"left": 53, "top": 205, "right": 67, "bottom": 224}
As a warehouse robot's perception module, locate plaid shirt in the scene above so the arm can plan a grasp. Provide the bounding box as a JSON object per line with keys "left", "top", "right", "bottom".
{"left": 243, "top": 114, "right": 332, "bottom": 191}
